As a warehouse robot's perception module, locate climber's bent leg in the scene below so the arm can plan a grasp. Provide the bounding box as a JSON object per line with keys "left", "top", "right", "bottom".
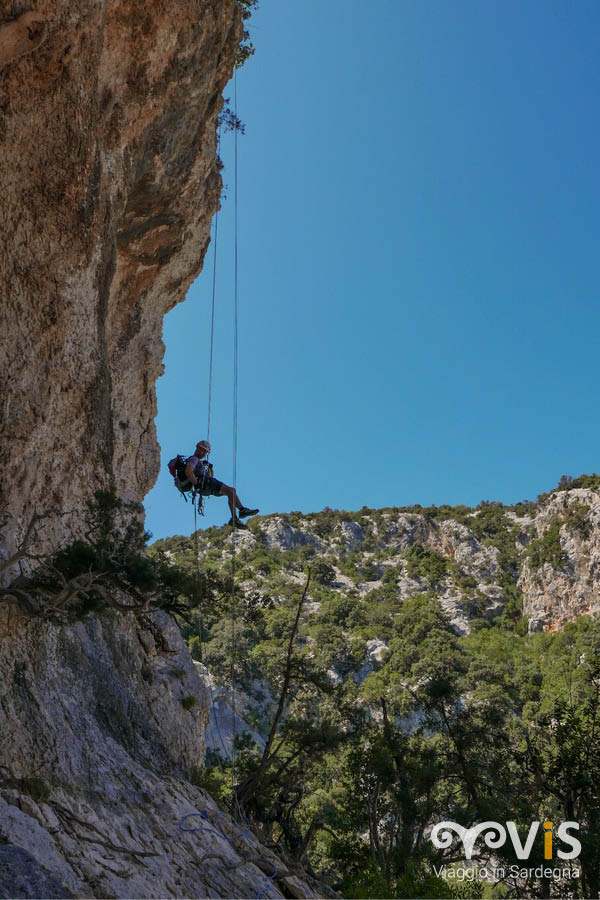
{"left": 218, "top": 483, "right": 243, "bottom": 518}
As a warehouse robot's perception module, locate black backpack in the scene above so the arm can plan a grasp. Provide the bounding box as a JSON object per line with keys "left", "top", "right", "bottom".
{"left": 168, "top": 455, "right": 214, "bottom": 501}
{"left": 168, "top": 455, "right": 191, "bottom": 496}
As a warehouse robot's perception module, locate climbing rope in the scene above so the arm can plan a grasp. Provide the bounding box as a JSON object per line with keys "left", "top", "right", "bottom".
{"left": 229, "top": 65, "right": 240, "bottom": 812}
{"left": 187, "top": 70, "right": 241, "bottom": 815}
{"left": 192, "top": 501, "right": 204, "bottom": 659}
{"left": 206, "top": 132, "right": 220, "bottom": 445}
{"left": 188, "top": 126, "right": 222, "bottom": 665}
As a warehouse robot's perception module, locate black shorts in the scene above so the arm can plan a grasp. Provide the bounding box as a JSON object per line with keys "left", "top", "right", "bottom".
{"left": 198, "top": 476, "right": 223, "bottom": 497}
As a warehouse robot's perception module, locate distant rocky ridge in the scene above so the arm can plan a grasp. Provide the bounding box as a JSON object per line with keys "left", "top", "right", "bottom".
{"left": 154, "top": 480, "right": 600, "bottom": 772}
{"left": 164, "top": 477, "right": 600, "bottom": 639}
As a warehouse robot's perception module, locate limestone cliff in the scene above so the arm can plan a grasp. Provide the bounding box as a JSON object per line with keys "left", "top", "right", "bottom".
{"left": 0, "top": 3, "right": 327, "bottom": 897}
{"left": 0, "top": 0, "right": 240, "bottom": 563}
{"left": 0, "top": 605, "right": 323, "bottom": 898}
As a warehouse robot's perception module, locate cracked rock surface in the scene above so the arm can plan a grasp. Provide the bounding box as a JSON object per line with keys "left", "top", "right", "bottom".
{"left": 0, "top": 607, "right": 322, "bottom": 898}
{"left": 0, "top": 0, "right": 240, "bottom": 562}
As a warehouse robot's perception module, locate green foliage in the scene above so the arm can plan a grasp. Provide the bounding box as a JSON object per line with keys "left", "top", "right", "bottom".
{"left": 556, "top": 472, "right": 600, "bottom": 492}
{"left": 312, "top": 559, "right": 337, "bottom": 586}
{"left": 204, "top": 619, "right": 263, "bottom": 687}
{"left": 188, "top": 635, "right": 204, "bottom": 662}
{"left": 7, "top": 491, "right": 229, "bottom": 622}
{"left": 181, "top": 695, "right": 197, "bottom": 710}
{"left": 526, "top": 500, "right": 592, "bottom": 571}
{"left": 189, "top": 762, "right": 231, "bottom": 807}
{"left": 404, "top": 543, "right": 449, "bottom": 586}
{"left": 340, "top": 860, "right": 479, "bottom": 899}
{"left": 17, "top": 776, "right": 52, "bottom": 803}
{"left": 235, "top": 0, "right": 258, "bottom": 67}
{"left": 563, "top": 500, "right": 592, "bottom": 539}
{"left": 527, "top": 520, "right": 567, "bottom": 569}
{"left": 0, "top": 773, "right": 52, "bottom": 803}
{"left": 149, "top": 494, "right": 600, "bottom": 895}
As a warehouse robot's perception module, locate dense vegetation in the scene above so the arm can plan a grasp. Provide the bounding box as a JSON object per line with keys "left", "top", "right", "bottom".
{"left": 150, "top": 477, "right": 600, "bottom": 898}
{"left": 0, "top": 491, "right": 228, "bottom": 623}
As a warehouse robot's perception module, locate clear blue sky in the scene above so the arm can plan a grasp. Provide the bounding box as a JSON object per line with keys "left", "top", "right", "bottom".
{"left": 145, "top": 0, "right": 600, "bottom": 541}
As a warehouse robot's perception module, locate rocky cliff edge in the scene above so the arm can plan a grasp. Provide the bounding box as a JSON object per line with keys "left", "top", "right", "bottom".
{"left": 0, "top": 0, "right": 239, "bottom": 562}
{"left": 0, "top": 4, "right": 327, "bottom": 897}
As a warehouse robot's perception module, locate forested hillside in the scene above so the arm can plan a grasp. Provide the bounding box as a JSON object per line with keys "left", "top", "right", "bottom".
{"left": 151, "top": 476, "right": 600, "bottom": 898}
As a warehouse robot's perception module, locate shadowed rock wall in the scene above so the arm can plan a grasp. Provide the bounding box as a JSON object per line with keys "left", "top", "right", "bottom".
{"left": 0, "top": 0, "right": 241, "bottom": 562}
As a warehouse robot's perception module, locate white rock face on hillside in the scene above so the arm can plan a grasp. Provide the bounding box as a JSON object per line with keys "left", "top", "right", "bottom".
{"left": 337, "top": 520, "right": 364, "bottom": 551}
{"left": 195, "top": 663, "right": 267, "bottom": 761}
{"left": 212, "top": 487, "right": 600, "bottom": 635}
{"left": 353, "top": 639, "right": 389, "bottom": 683}
{"left": 518, "top": 488, "right": 600, "bottom": 632}
{"left": 264, "top": 517, "right": 323, "bottom": 551}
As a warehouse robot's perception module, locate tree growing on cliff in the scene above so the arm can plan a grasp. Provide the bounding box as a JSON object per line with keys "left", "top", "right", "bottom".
{"left": 236, "top": 0, "right": 258, "bottom": 67}
{"left": 0, "top": 491, "right": 225, "bottom": 621}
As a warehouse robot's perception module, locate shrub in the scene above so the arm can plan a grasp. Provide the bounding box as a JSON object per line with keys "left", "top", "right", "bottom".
{"left": 404, "top": 543, "right": 448, "bottom": 586}
{"left": 309, "top": 560, "right": 335, "bottom": 586}
{"left": 563, "top": 501, "right": 592, "bottom": 539}
{"left": 527, "top": 521, "right": 567, "bottom": 570}
{"left": 188, "top": 635, "right": 204, "bottom": 662}
{"left": 556, "top": 473, "right": 600, "bottom": 492}
{"left": 181, "top": 695, "right": 197, "bottom": 710}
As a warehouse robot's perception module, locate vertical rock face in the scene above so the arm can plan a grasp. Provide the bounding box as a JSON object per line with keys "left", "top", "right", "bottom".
{"left": 0, "top": 608, "right": 209, "bottom": 782}
{"left": 518, "top": 488, "right": 600, "bottom": 632}
{"left": 0, "top": 0, "right": 241, "bottom": 561}
{"left": 0, "top": 6, "right": 333, "bottom": 897}
{"left": 0, "top": 606, "right": 323, "bottom": 898}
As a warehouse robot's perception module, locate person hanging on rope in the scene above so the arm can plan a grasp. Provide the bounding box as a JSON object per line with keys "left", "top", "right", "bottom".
{"left": 184, "top": 440, "right": 259, "bottom": 528}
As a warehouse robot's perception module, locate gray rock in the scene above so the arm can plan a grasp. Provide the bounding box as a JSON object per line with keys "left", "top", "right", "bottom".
{"left": 337, "top": 521, "right": 364, "bottom": 550}
{"left": 264, "top": 518, "right": 322, "bottom": 551}
{"left": 520, "top": 489, "right": 600, "bottom": 631}
{"left": 0, "top": 606, "right": 320, "bottom": 899}
{"left": 0, "top": 846, "right": 72, "bottom": 899}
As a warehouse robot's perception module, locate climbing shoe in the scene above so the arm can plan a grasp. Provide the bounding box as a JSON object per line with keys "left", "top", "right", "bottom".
{"left": 238, "top": 507, "right": 259, "bottom": 518}
{"left": 228, "top": 517, "right": 247, "bottom": 529}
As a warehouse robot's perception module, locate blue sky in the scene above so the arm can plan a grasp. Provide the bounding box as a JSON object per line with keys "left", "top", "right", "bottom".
{"left": 145, "top": 0, "right": 600, "bottom": 541}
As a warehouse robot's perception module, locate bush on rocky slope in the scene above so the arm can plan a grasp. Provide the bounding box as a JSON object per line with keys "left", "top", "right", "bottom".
{"left": 151, "top": 477, "right": 600, "bottom": 897}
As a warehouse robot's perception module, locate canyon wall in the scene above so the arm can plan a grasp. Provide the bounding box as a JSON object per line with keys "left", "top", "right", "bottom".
{"left": 0, "top": 0, "right": 240, "bottom": 564}
{"left": 0, "top": 603, "right": 323, "bottom": 898}
{"left": 0, "top": 5, "right": 331, "bottom": 897}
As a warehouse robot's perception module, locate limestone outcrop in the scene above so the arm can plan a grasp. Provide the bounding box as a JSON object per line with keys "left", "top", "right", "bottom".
{"left": 0, "top": 3, "right": 331, "bottom": 897}
{"left": 186, "top": 489, "right": 600, "bottom": 637}
{"left": 0, "top": 0, "right": 240, "bottom": 563}
{"left": 517, "top": 487, "right": 600, "bottom": 632}
{"left": 0, "top": 606, "right": 322, "bottom": 898}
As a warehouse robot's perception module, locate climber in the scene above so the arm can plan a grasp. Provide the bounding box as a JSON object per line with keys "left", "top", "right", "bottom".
{"left": 185, "top": 440, "right": 259, "bottom": 528}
